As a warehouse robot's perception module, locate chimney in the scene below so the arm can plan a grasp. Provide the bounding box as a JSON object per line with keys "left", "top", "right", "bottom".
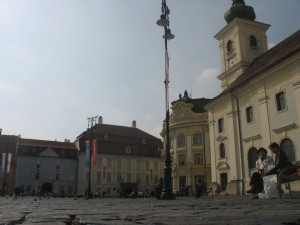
{"left": 132, "top": 120, "right": 136, "bottom": 128}
{"left": 98, "top": 116, "right": 103, "bottom": 124}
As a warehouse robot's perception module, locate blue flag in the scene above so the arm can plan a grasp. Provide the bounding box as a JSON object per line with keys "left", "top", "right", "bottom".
{"left": 85, "top": 141, "right": 90, "bottom": 166}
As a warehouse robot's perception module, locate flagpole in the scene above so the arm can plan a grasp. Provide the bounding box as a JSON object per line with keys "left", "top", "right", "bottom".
{"left": 86, "top": 115, "right": 98, "bottom": 199}
{"left": 1, "top": 139, "right": 9, "bottom": 196}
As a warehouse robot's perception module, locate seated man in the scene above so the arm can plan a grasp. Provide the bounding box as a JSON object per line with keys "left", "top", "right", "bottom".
{"left": 265, "top": 142, "right": 296, "bottom": 192}
{"left": 247, "top": 147, "right": 274, "bottom": 195}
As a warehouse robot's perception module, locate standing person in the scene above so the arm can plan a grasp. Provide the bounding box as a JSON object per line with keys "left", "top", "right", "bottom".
{"left": 265, "top": 142, "right": 296, "bottom": 192}
{"left": 215, "top": 182, "right": 221, "bottom": 196}
{"left": 247, "top": 147, "right": 274, "bottom": 195}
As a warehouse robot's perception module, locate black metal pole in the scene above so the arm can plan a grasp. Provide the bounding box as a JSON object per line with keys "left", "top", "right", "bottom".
{"left": 160, "top": 16, "right": 174, "bottom": 200}
{"left": 86, "top": 116, "right": 97, "bottom": 199}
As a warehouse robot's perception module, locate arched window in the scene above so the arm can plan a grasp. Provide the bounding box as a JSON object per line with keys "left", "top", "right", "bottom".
{"left": 280, "top": 138, "right": 296, "bottom": 162}
{"left": 248, "top": 147, "right": 258, "bottom": 170}
{"left": 220, "top": 143, "right": 226, "bottom": 159}
{"left": 250, "top": 35, "right": 257, "bottom": 47}
{"left": 226, "top": 40, "right": 233, "bottom": 53}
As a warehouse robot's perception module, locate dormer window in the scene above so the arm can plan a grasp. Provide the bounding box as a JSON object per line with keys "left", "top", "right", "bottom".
{"left": 142, "top": 138, "right": 147, "bottom": 145}
{"left": 178, "top": 107, "right": 184, "bottom": 116}
{"left": 104, "top": 134, "right": 109, "bottom": 141}
{"left": 250, "top": 35, "right": 257, "bottom": 47}
{"left": 126, "top": 146, "right": 131, "bottom": 154}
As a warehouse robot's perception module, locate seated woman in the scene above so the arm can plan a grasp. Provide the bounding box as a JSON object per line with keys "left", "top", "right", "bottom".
{"left": 247, "top": 147, "right": 274, "bottom": 195}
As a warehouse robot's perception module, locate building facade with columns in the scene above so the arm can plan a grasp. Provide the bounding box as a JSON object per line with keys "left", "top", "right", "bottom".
{"left": 75, "top": 118, "right": 163, "bottom": 197}
{"left": 161, "top": 91, "right": 212, "bottom": 195}
{"left": 204, "top": 0, "right": 300, "bottom": 194}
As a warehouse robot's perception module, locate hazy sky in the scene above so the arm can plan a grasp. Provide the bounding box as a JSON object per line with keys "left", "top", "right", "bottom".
{"left": 1, "top": 0, "right": 299, "bottom": 141}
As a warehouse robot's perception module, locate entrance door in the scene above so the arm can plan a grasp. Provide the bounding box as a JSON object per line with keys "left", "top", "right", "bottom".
{"left": 179, "top": 176, "right": 186, "bottom": 195}
{"left": 220, "top": 173, "right": 227, "bottom": 191}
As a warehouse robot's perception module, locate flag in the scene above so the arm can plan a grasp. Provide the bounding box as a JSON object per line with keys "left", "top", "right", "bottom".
{"left": 92, "top": 139, "right": 97, "bottom": 166}
{"left": 85, "top": 141, "right": 90, "bottom": 166}
{"left": 1, "top": 153, "right": 5, "bottom": 174}
{"left": 6, "top": 153, "right": 12, "bottom": 173}
{"left": 165, "top": 51, "right": 170, "bottom": 89}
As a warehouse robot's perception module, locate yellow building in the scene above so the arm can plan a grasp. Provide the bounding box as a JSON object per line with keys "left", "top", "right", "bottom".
{"left": 161, "top": 91, "right": 211, "bottom": 195}
{"left": 204, "top": 0, "right": 300, "bottom": 194}
{"left": 75, "top": 118, "right": 163, "bottom": 197}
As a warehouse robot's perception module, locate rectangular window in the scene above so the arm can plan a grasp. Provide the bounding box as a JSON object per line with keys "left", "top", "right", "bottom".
{"left": 154, "top": 161, "right": 158, "bottom": 171}
{"left": 246, "top": 106, "right": 254, "bottom": 123}
{"left": 107, "top": 159, "right": 112, "bottom": 169}
{"left": 178, "top": 155, "right": 186, "bottom": 166}
{"left": 107, "top": 173, "right": 111, "bottom": 183}
{"left": 136, "top": 173, "right": 141, "bottom": 183}
{"left": 193, "top": 133, "right": 203, "bottom": 145}
{"left": 218, "top": 118, "right": 224, "bottom": 133}
{"left": 145, "top": 162, "right": 149, "bottom": 171}
{"left": 117, "top": 160, "right": 122, "bottom": 171}
{"left": 126, "top": 173, "right": 131, "bottom": 182}
{"left": 97, "top": 171, "right": 101, "bottom": 182}
{"left": 136, "top": 161, "right": 140, "bottom": 172}
{"left": 276, "top": 91, "right": 286, "bottom": 111}
{"left": 127, "top": 159, "right": 131, "bottom": 171}
{"left": 194, "top": 153, "right": 204, "bottom": 165}
{"left": 145, "top": 175, "right": 149, "bottom": 184}
{"left": 154, "top": 175, "right": 158, "bottom": 184}
{"left": 177, "top": 135, "right": 185, "bottom": 147}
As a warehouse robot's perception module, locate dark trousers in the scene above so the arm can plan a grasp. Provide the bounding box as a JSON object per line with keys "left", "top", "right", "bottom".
{"left": 250, "top": 172, "right": 264, "bottom": 194}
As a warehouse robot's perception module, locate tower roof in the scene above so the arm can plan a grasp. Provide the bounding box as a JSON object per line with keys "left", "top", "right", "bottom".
{"left": 224, "top": 0, "right": 256, "bottom": 24}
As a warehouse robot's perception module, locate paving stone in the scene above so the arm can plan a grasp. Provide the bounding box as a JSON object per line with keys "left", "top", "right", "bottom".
{"left": 0, "top": 194, "right": 300, "bottom": 225}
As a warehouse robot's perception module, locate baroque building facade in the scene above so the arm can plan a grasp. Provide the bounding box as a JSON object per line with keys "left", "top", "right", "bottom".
{"left": 161, "top": 91, "right": 211, "bottom": 195}
{"left": 14, "top": 138, "right": 78, "bottom": 195}
{"left": 204, "top": 0, "right": 300, "bottom": 194}
{"left": 75, "top": 118, "right": 163, "bottom": 197}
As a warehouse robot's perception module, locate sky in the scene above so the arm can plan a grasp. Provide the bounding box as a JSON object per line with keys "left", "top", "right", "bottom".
{"left": 0, "top": 0, "right": 300, "bottom": 142}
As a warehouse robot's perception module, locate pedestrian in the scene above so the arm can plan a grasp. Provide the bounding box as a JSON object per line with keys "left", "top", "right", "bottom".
{"left": 215, "top": 182, "right": 221, "bottom": 196}
{"left": 247, "top": 147, "right": 274, "bottom": 197}
{"left": 195, "top": 179, "right": 205, "bottom": 198}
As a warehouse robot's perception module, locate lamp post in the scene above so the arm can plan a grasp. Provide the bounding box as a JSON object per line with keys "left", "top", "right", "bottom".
{"left": 156, "top": 0, "right": 175, "bottom": 200}
{"left": 86, "top": 115, "right": 98, "bottom": 199}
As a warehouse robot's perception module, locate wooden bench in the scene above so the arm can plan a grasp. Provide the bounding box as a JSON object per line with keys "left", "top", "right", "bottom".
{"left": 278, "top": 161, "right": 300, "bottom": 198}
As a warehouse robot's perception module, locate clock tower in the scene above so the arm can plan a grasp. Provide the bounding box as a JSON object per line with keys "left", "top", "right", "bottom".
{"left": 214, "top": 0, "right": 270, "bottom": 91}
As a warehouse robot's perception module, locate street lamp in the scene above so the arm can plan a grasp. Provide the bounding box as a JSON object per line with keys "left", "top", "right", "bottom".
{"left": 156, "top": 0, "right": 175, "bottom": 200}
{"left": 86, "top": 115, "right": 98, "bottom": 199}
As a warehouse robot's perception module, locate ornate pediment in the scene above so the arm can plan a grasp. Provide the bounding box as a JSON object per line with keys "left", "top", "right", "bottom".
{"left": 216, "top": 135, "right": 227, "bottom": 142}
{"left": 216, "top": 161, "right": 230, "bottom": 170}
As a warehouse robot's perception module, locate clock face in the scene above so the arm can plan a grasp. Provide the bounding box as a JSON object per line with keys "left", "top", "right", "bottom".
{"left": 228, "top": 58, "right": 234, "bottom": 68}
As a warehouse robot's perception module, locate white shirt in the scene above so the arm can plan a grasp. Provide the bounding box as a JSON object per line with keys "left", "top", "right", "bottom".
{"left": 256, "top": 155, "right": 275, "bottom": 173}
